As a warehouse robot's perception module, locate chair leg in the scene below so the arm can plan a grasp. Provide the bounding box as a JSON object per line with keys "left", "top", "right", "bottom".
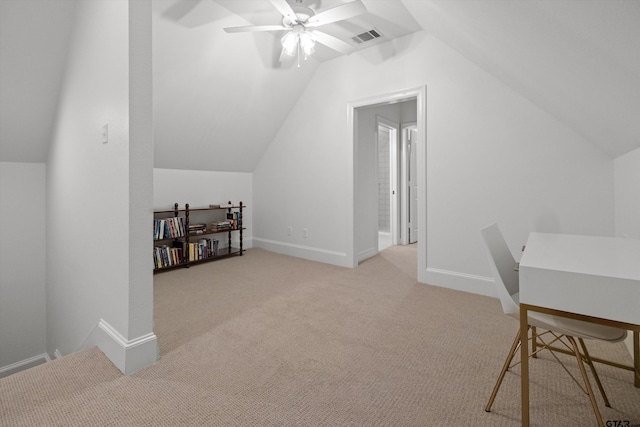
{"left": 578, "top": 338, "right": 611, "bottom": 407}
{"left": 531, "top": 326, "right": 538, "bottom": 359}
{"left": 566, "top": 336, "right": 604, "bottom": 427}
{"left": 485, "top": 328, "right": 523, "bottom": 412}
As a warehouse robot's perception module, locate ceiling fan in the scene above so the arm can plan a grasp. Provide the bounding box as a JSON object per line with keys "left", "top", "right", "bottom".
{"left": 223, "top": 0, "right": 367, "bottom": 66}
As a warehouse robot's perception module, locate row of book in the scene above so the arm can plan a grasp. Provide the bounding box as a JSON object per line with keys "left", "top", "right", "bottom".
{"left": 154, "top": 211, "right": 241, "bottom": 241}
{"left": 189, "top": 238, "right": 220, "bottom": 261}
{"left": 154, "top": 238, "right": 221, "bottom": 269}
{"left": 154, "top": 217, "right": 186, "bottom": 240}
{"left": 154, "top": 243, "right": 184, "bottom": 269}
{"left": 227, "top": 211, "right": 242, "bottom": 229}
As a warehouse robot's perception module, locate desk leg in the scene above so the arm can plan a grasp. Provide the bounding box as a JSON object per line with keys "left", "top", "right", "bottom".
{"left": 520, "top": 306, "right": 530, "bottom": 427}
{"left": 635, "top": 331, "right": 639, "bottom": 388}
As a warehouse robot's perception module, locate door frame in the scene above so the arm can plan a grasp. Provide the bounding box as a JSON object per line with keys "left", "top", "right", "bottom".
{"left": 347, "top": 86, "right": 426, "bottom": 283}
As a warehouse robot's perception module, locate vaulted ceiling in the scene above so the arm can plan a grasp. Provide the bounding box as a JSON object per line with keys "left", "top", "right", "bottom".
{"left": 406, "top": 0, "right": 640, "bottom": 159}
{"left": 1, "top": 0, "right": 639, "bottom": 168}
{"left": 0, "top": 0, "right": 76, "bottom": 162}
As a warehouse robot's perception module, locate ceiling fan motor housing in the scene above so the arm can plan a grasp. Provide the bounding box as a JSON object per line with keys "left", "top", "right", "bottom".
{"left": 283, "top": 6, "right": 316, "bottom": 27}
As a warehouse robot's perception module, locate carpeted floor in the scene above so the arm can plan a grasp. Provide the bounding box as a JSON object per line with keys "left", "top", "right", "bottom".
{"left": 1, "top": 246, "right": 639, "bottom": 426}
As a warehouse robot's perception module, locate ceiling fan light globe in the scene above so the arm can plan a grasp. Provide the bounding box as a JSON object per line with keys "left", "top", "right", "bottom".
{"left": 302, "top": 45, "right": 314, "bottom": 56}
{"left": 299, "top": 32, "right": 316, "bottom": 56}
{"left": 281, "top": 31, "right": 298, "bottom": 56}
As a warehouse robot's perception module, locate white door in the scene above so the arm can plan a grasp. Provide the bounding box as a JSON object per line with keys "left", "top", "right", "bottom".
{"left": 408, "top": 127, "right": 418, "bottom": 244}
{"left": 376, "top": 117, "right": 399, "bottom": 251}
{"left": 377, "top": 124, "right": 392, "bottom": 250}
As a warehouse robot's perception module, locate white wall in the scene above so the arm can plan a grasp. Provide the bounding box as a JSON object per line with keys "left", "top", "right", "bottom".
{"left": 615, "top": 147, "right": 640, "bottom": 239}
{"left": 0, "top": 162, "right": 47, "bottom": 372}
{"left": 153, "top": 168, "right": 253, "bottom": 248}
{"left": 47, "top": 0, "right": 156, "bottom": 374}
{"left": 253, "top": 31, "right": 614, "bottom": 295}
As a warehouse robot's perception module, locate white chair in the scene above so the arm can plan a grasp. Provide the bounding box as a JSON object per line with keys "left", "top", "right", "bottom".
{"left": 481, "top": 223, "right": 627, "bottom": 426}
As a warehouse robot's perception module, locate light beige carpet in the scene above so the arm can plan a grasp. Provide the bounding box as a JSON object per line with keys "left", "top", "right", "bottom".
{"left": 1, "top": 246, "right": 639, "bottom": 426}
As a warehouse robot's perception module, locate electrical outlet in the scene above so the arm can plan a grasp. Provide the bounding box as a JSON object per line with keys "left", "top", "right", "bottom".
{"left": 287, "top": 226, "right": 293, "bottom": 236}
{"left": 303, "top": 228, "right": 308, "bottom": 238}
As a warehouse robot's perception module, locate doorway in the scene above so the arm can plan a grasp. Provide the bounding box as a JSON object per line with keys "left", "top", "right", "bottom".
{"left": 377, "top": 119, "right": 418, "bottom": 250}
{"left": 348, "top": 86, "right": 426, "bottom": 282}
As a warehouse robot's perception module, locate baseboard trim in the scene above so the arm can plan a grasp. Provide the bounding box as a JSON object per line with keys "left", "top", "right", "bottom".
{"left": 253, "top": 238, "right": 349, "bottom": 267}
{"left": 357, "top": 247, "right": 377, "bottom": 263}
{"left": 0, "top": 353, "right": 51, "bottom": 378}
{"left": 424, "top": 267, "right": 497, "bottom": 298}
{"left": 78, "top": 318, "right": 158, "bottom": 375}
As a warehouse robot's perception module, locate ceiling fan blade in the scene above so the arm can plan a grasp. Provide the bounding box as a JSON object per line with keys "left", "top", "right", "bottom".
{"left": 306, "top": 0, "right": 367, "bottom": 27}
{"left": 224, "top": 25, "right": 288, "bottom": 33}
{"left": 313, "top": 30, "right": 354, "bottom": 55}
{"left": 161, "top": 0, "right": 200, "bottom": 23}
{"left": 269, "top": 0, "right": 297, "bottom": 23}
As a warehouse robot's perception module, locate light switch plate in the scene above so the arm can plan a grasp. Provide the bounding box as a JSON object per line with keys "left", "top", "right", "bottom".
{"left": 102, "top": 123, "right": 109, "bottom": 143}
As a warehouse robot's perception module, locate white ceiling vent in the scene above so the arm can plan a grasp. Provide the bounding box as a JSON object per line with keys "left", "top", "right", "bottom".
{"left": 352, "top": 29, "right": 382, "bottom": 44}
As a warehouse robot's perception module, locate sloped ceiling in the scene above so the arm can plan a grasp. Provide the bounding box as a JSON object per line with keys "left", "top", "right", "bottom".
{"left": 0, "top": 0, "right": 76, "bottom": 162}
{"left": 1, "top": 0, "right": 638, "bottom": 166}
{"left": 403, "top": 0, "right": 640, "bottom": 159}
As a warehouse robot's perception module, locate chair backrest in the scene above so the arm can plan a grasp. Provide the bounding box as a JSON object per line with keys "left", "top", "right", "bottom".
{"left": 480, "top": 223, "right": 520, "bottom": 317}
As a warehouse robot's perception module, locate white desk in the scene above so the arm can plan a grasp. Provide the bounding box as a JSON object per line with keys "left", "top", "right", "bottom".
{"left": 518, "top": 232, "right": 640, "bottom": 426}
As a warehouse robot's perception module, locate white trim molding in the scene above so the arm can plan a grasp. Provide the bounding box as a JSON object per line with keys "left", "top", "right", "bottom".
{"left": 358, "top": 246, "right": 378, "bottom": 263}
{"left": 424, "top": 267, "right": 497, "bottom": 298}
{"left": 253, "top": 238, "right": 349, "bottom": 267}
{"left": 0, "top": 353, "right": 51, "bottom": 378}
{"left": 79, "top": 318, "right": 158, "bottom": 375}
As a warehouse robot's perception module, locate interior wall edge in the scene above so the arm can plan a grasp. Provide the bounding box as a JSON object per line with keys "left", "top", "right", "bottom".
{"left": 76, "top": 318, "right": 158, "bottom": 376}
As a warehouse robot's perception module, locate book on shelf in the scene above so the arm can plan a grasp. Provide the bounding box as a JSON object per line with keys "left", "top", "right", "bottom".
{"left": 154, "top": 242, "right": 184, "bottom": 269}
{"left": 226, "top": 211, "right": 242, "bottom": 229}
{"left": 209, "top": 220, "right": 232, "bottom": 231}
{"left": 188, "top": 238, "right": 219, "bottom": 261}
{"left": 154, "top": 216, "right": 186, "bottom": 240}
{"left": 188, "top": 223, "right": 207, "bottom": 235}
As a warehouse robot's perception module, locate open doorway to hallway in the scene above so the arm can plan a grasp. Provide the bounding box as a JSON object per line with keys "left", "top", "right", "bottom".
{"left": 355, "top": 97, "right": 418, "bottom": 259}
{"left": 348, "top": 86, "right": 426, "bottom": 282}
{"left": 378, "top": 120, "right": 419, "bottom": 252}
